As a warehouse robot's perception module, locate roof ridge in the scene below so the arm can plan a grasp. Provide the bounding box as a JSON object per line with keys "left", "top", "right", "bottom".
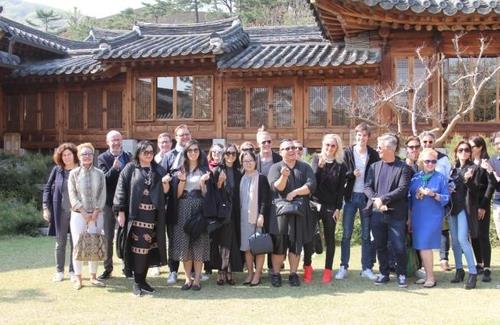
{"left": 136, "top": 16, "right": 239, "bottom": 28}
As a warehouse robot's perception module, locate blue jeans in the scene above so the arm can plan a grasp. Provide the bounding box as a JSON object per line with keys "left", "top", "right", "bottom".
{"left": 449, "top": 210, "right": 477, "bottom": 274}
{"left": 341, "top": 192, "right": 375, "bottom": 270}
{"left": 371, "top": 212, "right": 407, "bottom": 276}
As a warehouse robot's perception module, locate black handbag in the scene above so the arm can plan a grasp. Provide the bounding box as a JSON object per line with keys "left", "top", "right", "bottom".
{"left": 274, "top": 197, "right": 305, "bottom": 218}
{"left": 183, "top": 211, "right": 207, "bottom": 241}
{"left": 248, "top": 223, "right": 273, "bottom": 255}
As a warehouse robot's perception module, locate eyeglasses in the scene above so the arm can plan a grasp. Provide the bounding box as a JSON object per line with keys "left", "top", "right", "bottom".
{"left": 241, "top": 147, "right": 254, "bottom": 152}
{"left": 281, "top": 146, "right": 296, "bottom": 151}
{"left": 457, "top": 148, "right": 471, "bottom": 153}
{"left": 422, "top": 140, "right": 433, "bottom": 145}
{"left": 81, "top": 152, "right": 93, "bottom": 157}
{"left": 225, "top": 151, "right": 237, "bottom": 156}
{"left": 324, "top": 143, "right": 337, "bottom": 148}
{"left": 423, "top": 159, "right": 437, "bottom": 164}
{"left": 242, "top": 160, "right": 255, "bottom": 164}
{"left": 295, "top": 147, "right": 303, "bottom": 151}
{"left": 261, "top": 140, "right": 272, "bottom": 145}
{"left": 176, "top": 133, "right": 190, "bottom": 138}
{"left": 142, "top": 150, "right": 154, "bottom": 156}
{"left": 210, "top": 151, "right": 223, "bottom": 155}
{"left": 407, "top": 145, "right": 421, "bottom": 150}
{"left": 187, "top": 148, "right": 199, "bottom": 153}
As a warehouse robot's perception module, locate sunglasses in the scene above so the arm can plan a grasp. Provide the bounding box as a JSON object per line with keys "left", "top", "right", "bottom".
{"left": 295, "top": 147, "right": 303, "bottom": 151}
{"left": 210, "top": 150, "right": 223, "bottom": 155}
{"left": 187, "top": 148, "right": 199, "bottom": 154}
{"left": 281, "top": 146, "right": 296, "bottom": 151}
{"left": 457, "top": 148, "right": 471, "bottom": 153}
{"left": 423, "top": 159, "right": 437, "bottom": 164}
{"left": 407, "top": 145, "right": 421, "bottom": 150}
{"left": 225, "top": 151, "right": 237, "bottom": 156}
{"left": 261, "top": 140, "right": 272, "bottom": 145}
{"left": 142, "top": 150, "right": 154, "bottom": 156}
{"left": 422, "top": 140, "right": 433, "bottom": 144}
{"left": 241, "top": 147, "right": 254, "bottom": 152}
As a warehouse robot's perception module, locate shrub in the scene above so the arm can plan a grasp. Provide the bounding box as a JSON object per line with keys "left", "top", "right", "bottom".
{"left": 0, "top": 195, "right": 44, "bottom": 236}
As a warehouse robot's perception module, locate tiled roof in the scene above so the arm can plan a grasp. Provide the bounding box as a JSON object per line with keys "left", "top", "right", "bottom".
{"left": 96, "top": 17, "right": 249, "bottom": 60}
{"left": 83, "top": 27, "right": 129, "bottom": 42}
{"left": 0, "top": 50, "right": 20, "bottom": 68}
{"left": 351, "top": 0, "right": 500, "bottom": 15}
{"left": 218, "top": 26, "right": 380, "bottom": 70}
{"left": 12, "top": 56, "right": 103, "bottom": 77}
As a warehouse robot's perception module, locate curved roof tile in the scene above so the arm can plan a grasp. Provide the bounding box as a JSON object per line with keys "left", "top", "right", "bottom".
{"left": 350, "top": 0, "right": 500, "bottom": 15}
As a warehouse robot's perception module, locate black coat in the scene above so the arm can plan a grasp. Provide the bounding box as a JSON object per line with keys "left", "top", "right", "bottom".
{"left": 311, "top": 155, "right": 347, "bottom": 211}
{"left": 450, "top": 162, "right": 480, "bottom": 238}
{"left": 113, "top": 162, "right": 168, "bottom": 268}
{"left": 343, "top": 145, "right": 379, "bottom": 201}
{"left": 364, "top": 159, "right": 412, "bottom": 220}
{"left": 42, "top": 166, "right": 69, "bottom": 237}
{"left": 97, "top": 150, "right": 132, "bottom": 206}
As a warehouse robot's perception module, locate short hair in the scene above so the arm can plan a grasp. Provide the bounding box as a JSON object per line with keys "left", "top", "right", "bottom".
{"left": 279, "top": 138, "right": 294, "bottom": 149}
{"left": 157, "top": 132, "right": 171, "bottom": 140}
{"left": 53, "top": 143, "right": 78, "bottom": 167}
{"left": 256, "top": 125, "right": 271, "bottom": 142}
{"left": 354, "top": 123, "right": 371, "bottom": 136}
{"left": 405, "top": 136, "right": 421, "bottom": 146}
{"left": 77, "top": 143, "right": 95, "bottom": 157}
{"left": 174, "top": 124, "right": 190, "bottom": 136}
{"left": 419, "top": 131, "right": 436, "bottom": 140}
{"left": 240, "top": 150, "right": 257, "bottom": 169}
{"left": 106, "top": 130, "right": 121, "bottom": 141}
{"left": 377, "top": 133, "right": 398, "bottom": 151}
{"left": 322, "top": 134, "right": 344, "bottom": 164}
{"left": 417, "top": 148, "right": 438, "bottom": 170}
{"left": 134, "top": 140, "right": 156, "bottom": 164}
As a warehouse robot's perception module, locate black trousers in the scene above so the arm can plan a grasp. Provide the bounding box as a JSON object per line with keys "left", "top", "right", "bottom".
{"left": 304, "top": 206, "right": 337, "bottom": 269}
{"left": 472, "top": 208, "right": 491, "bottom": 268}
{"left": 167, "top": 223, "right": 179, "bottom": 273}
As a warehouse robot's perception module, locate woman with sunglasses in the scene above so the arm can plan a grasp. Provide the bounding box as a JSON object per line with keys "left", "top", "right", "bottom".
{"left": 211, "top": 144, "right": 243, "bottom": 285}
{"left": 408, "top": 148, "right": 449, "bottom": 287}
{"left": 114, "top": 140, "right": 170, "bottom": 296}
{"left": 208, "top": 143, "right": 224, "bottom": 172}
{"left": 469, "top": 136, "right": 496, "bottom": 282}
{"left": 449, "top": 140, "right": 480, "bottom": 289}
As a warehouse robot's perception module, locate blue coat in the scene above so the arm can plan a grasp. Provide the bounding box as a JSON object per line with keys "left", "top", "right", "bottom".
{"left": 42, "top": 166, "right": 68, "bottom": 237}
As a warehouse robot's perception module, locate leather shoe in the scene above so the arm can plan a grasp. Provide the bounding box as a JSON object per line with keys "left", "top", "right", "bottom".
{"left": 123, "top": 268, "right": 133, "bottom": 279}
{"left": 97, "top": 270, "right": 112, "bottom": 280}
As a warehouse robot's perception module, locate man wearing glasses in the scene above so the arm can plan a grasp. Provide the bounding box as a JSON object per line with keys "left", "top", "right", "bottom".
{"left": 267, "top": 139, "right": 316, "bottom": 287}
{"left": 97, "top": 130, "right": 132, "bottom": 280}
{"left": 154, "top": 133, "right": 172, "bottom": 164}
{"left": 337, "top": 123, "right": 379, "bottom": 281}
{"left": 256, "top": 128, "right": 282, "bottom": 176}
{"left": 405, "top": 136, "right": 422, "bottom": 175}
{"left": 420, "top": 131, "right": 452, "bottom": 272}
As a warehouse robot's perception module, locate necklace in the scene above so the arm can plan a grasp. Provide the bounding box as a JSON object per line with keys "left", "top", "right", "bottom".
{"left": 141, "top": 167, "right": 152, "bottom": 195}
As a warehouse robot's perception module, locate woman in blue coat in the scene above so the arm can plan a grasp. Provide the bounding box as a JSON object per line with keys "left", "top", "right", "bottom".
{"left": 42, "top": 143, "right": 79, "bottom": 283}
{"left": 409, "top": 148, "right": 449, "bottom": 287}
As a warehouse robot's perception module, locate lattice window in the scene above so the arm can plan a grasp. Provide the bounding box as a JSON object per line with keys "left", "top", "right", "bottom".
{"left": 136, "top": 78, "right": 152, "bottom": 120}
{"left": 227, "top": 88, "right": 245, "bottom": 128}
{"left": 107, "top": 91, "right": 122, "bottom": 129}
{"left": 156, "top": 77, "right": 174, "bottom": 119}
{"left": 333, "top": 85, "right": 351, "bottom": 126}
{"left": 193, "top": 76, "right": 212, "bottom": 119}
{"left": 87, "top": 89, "right": 103, "bottom": 129}
{"left": 23, "top": 94, "right": 38, "bottom": 131}
{"left": 308, "top": 86, "right": 327, "bottom": 127}
{"left": 6, "top": 95, "right": 21, "bottom": 132}
{"left": 41, "top": 92, "right": 55, "bottom": 129}
{"left": 68, "top": 91, "right": 83, "bottom": 129}
{"left": 250, "top": 87, "right": 268, "bottom": 128}
{"left": 273, "top": 87, "right": 293, "bottom": 128}
{"left": 177, "top": 76, "right": 193, "bottom": 118}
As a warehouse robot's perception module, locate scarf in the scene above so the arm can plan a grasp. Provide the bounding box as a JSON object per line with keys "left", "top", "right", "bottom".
{"left": 421, "top": 171, "right": 434, "bottom": 187}
{"left": 246, "top": 172, "right": 260, "bottom": 224}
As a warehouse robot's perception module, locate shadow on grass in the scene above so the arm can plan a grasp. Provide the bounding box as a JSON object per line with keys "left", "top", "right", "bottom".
{"left": 0, "top": 288, "right": 54, "bottom": 303}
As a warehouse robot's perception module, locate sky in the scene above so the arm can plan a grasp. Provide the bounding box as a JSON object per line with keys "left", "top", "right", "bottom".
{"left": 25, "top": 0, "right": 153, "bottom": 18}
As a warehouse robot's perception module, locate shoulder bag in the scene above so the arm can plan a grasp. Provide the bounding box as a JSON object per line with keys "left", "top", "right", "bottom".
{"left": 74, "top": 222, "right": 107, "bottom": 261}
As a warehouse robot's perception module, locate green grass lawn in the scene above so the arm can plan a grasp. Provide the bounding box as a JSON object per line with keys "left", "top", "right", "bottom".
{"left": 1, "top": 236, "right": 500, "bottom": 324}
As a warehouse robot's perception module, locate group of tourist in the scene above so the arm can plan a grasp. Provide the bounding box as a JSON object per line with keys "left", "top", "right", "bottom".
{"left": 42, "top": 123, "right": 500, "bottom": 296}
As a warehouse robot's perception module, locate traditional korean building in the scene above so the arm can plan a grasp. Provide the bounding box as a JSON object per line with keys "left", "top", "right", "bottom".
{"left": 0, "top": 1, "right": 499, "bottom": 151}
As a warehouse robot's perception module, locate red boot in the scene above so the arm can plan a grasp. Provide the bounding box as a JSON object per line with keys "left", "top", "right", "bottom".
{"left": 322, "top": 269, "right": 333, "bottom": 284}
{"left": 303, "top": 265, "right": 313, "bottom": 284}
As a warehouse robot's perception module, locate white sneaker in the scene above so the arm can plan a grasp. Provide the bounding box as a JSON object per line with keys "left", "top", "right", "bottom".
{"left": 166, "top": 271, "right": 177, "bottom": 285}
{"left": 335, "top": 266, "right": 348, "bottom": 279}
{"left": 52, "top": 272, "right": 64, "bottom": 282}
{"left": 69, "top": 272, "right": 77, "bottom": 283}
{"left": 415, "top": 268, "right": 426, "bottom": 279}
{"left": 150, "top": 267, "right": 161, "bottom": 277}
{"left": 201, "top": 273, "right": 209, "bottom": 282}
{"left": 360, "top": 268, "right": 377, "bottom": 280}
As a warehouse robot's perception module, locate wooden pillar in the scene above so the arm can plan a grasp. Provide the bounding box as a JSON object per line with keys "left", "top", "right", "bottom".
{"left": 378, "top": 27, "right": 392, "bottom": 86}
{"left": 295, "top": 75, "right": 305, "bottom": 144}
{"left": 0, "top": 84, "right": 4, "bottom": 140}
{"left": 124, "top": 68, "right": 133, "bottom": 139}
{"left": 56, "top": 84, "right": 65, "bottom": 144}
{"left": 213, "top": 73, "right": 223, "bottom": 138}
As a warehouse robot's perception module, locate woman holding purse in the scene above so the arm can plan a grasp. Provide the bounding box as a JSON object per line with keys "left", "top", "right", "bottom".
{"left": 42, "top": 142, "right": 79, "bottom": 283}
{"left": 68, "top": 143, "right": 106, "bottom": 290}
{"left": 239, "top": 150, "right": 270, "bottom": 286}
{"left": 114, "top": 140, "right": 170, "bottom": 297}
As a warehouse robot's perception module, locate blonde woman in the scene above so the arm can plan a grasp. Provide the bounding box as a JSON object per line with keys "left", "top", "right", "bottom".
{"left": 304, "top": 134, "right": 347, "bottom": 284}
{"left": 68, "top": 143, "right": 106, "bottom": 290}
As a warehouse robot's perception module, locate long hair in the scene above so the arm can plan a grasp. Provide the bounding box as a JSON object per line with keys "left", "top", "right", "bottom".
{"left": 134, "top": 140, "right": 156, "bottom": 165}
{"left": 223, "top": 143, "right": 241, "bottom": 170}
{"left": 53, "top": 142, "right": 78, "bottom": 167}
{"left": 322, "top": 134, "right": 344, "bottom": 164}
{"left": 469, "top": 135, "right": 489, "bottom": 159}
{"left": 453, "top": 139, "right": 472, "bottom": 166}
{"left": 182, "top": 140, "right": 203, "bottom": 173}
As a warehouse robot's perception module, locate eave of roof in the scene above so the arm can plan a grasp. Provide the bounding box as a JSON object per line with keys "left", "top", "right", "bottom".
{"left": 0, "top": 50, "right": 20, "bottom": 68}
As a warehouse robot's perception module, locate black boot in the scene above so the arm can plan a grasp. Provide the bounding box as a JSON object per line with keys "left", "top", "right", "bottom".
{"left": 464, "top": 273, "right": 477, "bottom": 290}
{"left": 450, "top": 269, "right": 465, "bottom": 283}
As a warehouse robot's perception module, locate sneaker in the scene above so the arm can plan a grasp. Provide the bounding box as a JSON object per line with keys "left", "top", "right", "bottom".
{"left": 69, "top": 272, "right": 77, "bottom": 283}
{"left": 415, "top": 268, "right": 426, "bottom": 279}
{"left": 360, "top": 269, "right": 377, "bottom": 280}
{"left": 322, "top": 269, "right": 333, "bottom": 284}
{"left": 335, "top": 266, "right": 348, "bottom": 280}
{"left": 397, "top": 275, "right": 408, "bottom": 288}
{"left": 150, "top": 267, "right": 161, "bottom": 277}
{"left": 374, "top": 274, "right": 390, "bottom": 285}
{"left": 289, "top": 273, "right": 301, "bottom": 287}
{"left": 167, "top": 271, "right": 177, "bottom": 285}
{"left": 140, "top": 282, "right": 156, "bottom": 294}
{"left": 52, "top": 272, "right": 64, "bottom": 282}
{"left": 201, "top": 273, "right": 210, "bottom": 282}
{"left": 132, "top": 283, "right": 143, "bottom": 297}
{"left": 98, "top": 270, "right": 112, "bottom": 280}
{"left": 482, "top": 269, "right": 491, "bottom": 283}
{"left": 271, "top": 273, "right": 282, "bottom": 287}
{"left": 303, "top": 265, "right": 313, "bottom": 284}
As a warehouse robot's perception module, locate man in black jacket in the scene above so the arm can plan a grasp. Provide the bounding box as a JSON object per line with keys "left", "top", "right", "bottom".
{"left": 97, "top": 130, "right": 132, "bottom": 280}
{"left": 365, "top": 133, "right": 411, "bottom": 288}
{"left": 336, "top": 123, "right": 379, "bottom": 281}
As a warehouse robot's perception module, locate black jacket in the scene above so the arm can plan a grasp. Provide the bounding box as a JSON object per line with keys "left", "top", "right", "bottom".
{"left": 97, "top": 150, "right": 132, "bottom": 206}
{"left": 311, "top": 154, "right": 347, "bottom": 211}
{"left": 42, "top": 166, "right": 68, "bottom": 237}
{"left": 364, "top": 159, "right": 412, "bottom": 220}
{"left": 343, "top": 145, "right": 380, "bottom": 201}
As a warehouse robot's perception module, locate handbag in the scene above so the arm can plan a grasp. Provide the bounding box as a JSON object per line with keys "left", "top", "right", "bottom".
{"left": 74, "top": 223, "right": 107, "bottom": 262}
{"left": 183, "top": 211, "right": 208, "bottom": 241}
{"left": 274, "top": 197, "right": 305, "bottom": 218}
{"left": 248, "top": 223, "right": 273, "bottom": 255}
